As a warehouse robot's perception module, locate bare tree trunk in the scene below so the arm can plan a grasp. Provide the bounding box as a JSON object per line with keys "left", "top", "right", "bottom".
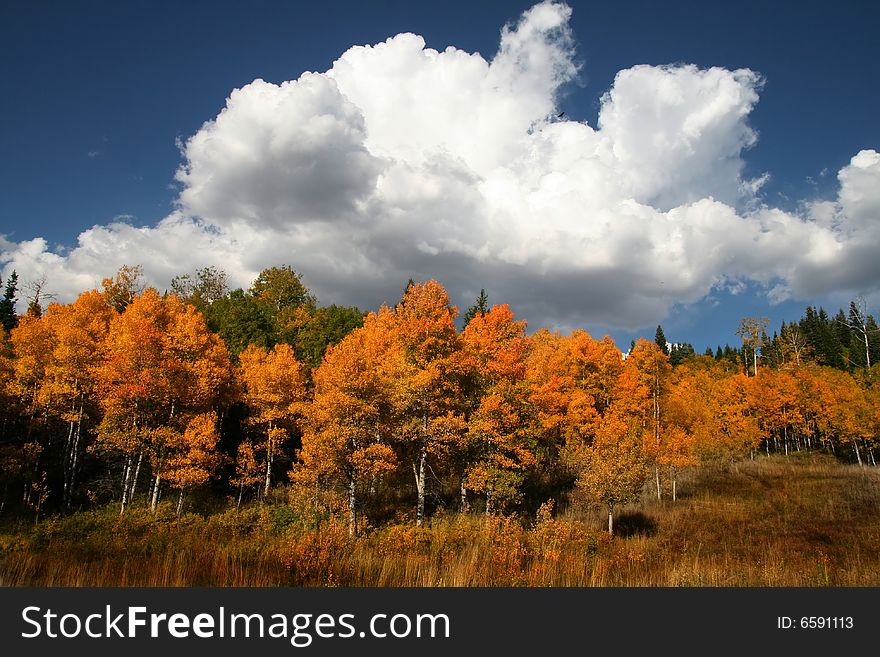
{"left": 63, "top": 418, "right": 75, "bottom": 507}
{"left": 672, "top": 470, "right": 677, "bottom": 502}
{"left": 150, "top": 474, "right": 161, "bottom": 512}
{"left": 348, "top": 476, "right": 357, "bottom": 537}
{"left": 854, "top": 442, "right": 863, "bottom": 467}
{"left": 263, "top": 435, "right": 274, "bottom": 498}
{"left": 653, "top": 373, "right": 662, "bottom": 501}
{"left": 460, "top": 479, "right": 468, "bottom": 513}
{"left": 68, "top": 397, "right": 84, "bottom": 508}
{"left": 129, "top": 450, "right": 143, "bottom": 502}
{"left": 413, "top": 446, "right": 426, "bottom": 526}
{"left": 236, "top": 484, "right": 244, "bottom": 511}
{"left": 607, "top": 503, "right": 614, "bottom": 536}
{"left": 176, "top": 490, "right": 185, "bottom": 517}
{"left": 120, "top": 455, "right": 132, "bottom": 514}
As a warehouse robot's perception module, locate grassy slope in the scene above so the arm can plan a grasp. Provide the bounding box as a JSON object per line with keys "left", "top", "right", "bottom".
{"left": 2, "top": 453, "right": 879, "bottom": 586}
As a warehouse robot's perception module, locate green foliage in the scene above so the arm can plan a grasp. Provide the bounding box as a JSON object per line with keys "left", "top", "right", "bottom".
{"left": 269, "top": 505, "right": 300, "bottom": 535}
{"left": 654, "top": 325, "right": 669, "bottom": 355}
{"left": 0, "top": 270, "right": 19, "bottom": 332}
{"left": 462, "top": 289, "right": 489, "bottom": 327}
{"left": 669, "top": 342, "right": 695, "bottom": 366}
{"left": 801, "top": 306, "right": 846, "bottom": 369}
{"left": 294, "top": 304, "right": 364, "bottom": 369}
{"left": 250, "top": 265, "right": 315, "bottom": 312}
{"left": 205, "top": 289, "right": 275, "bottom": 357}
{"left": 170, "top": 266, "right": 229, "bottom": 312}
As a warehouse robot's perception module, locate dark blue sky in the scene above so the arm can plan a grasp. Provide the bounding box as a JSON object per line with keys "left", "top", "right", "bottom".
{"left": 1, "top": 0, "right": 877, "bottom": 351}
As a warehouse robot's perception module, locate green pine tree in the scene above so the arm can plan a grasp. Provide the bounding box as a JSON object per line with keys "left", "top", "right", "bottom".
{"left": 0, "top": 271, "right": 18, "bottom": 332}
{"left": 462, "top": 289, "right": 490, "bottom": 327}
{"left": 654, "top": 325, "right": 669, "bottom": 355}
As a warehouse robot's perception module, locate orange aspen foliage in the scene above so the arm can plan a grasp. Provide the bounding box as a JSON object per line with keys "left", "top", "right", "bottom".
{"left": 238, "top": 343, "right": 307, "bottom": 497}
{"left": 569, "top": 331, "right": 625, "bottom": 417}
{"left": 461, "top": 304, "right": 532, "bottom": 513}
{"left": 231, "top": 439, "right": 263, "bottom": 508}
{"left": 525, "top": 329, "right": 579, "bottom": 447}
{"left": 525, "top": 330, "right": 609, "bottom": 459}
{"left": 95, "top": 289, "right": 231, "bottom": 512}
{"left": 8, "top": 313, "right": 54, "bottom": 421}
{"left": 663, "top": 361, "right": 761, "bottom": 466}
{"left": 626, "top": 339, "right": 676, "bottom": 499}
{"left": 393, "top": 280, "right": 466, "bottom": 526}
{"left": 807, "top": 367, "right": 875, "bottom": 465}
{"left": 295, "top": 307, "right": 405, "bottom": 535}
{"left": 162, "top": 411, "right": 223, "bottom": 513}
{"left": 41, "top": 291, "right": 114, "bottom": 506}
{"left": 461, "top": 304, "right": 529, "bottom": 382}
{"left": 748, "top": 369, "right": 804, "bottom": 455}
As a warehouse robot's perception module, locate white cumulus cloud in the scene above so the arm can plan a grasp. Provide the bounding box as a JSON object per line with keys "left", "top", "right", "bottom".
{"left": 2, "top": 0, "right": 878, "bottom": 331}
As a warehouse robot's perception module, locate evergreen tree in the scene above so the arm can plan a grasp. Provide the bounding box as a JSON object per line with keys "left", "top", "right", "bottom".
{"left": 654, "top": 325, "right": 669, "bottom": 355}
{"left": 0, "top": 271, "right": 18, "bottom": 332}
{"left": 715, "top": 345, "right": 723, "bottom": 360}
{"left": 462, "top": 289, "right": 490, "bottom": 327}
{"left": 801, "top": 307, "right": 846, "bottom": 369}
{"left": 867, "top": 315, "right": 880, "bottom": 367}
{"left": 669, "top": 342, "right": 695, "bottom": 366}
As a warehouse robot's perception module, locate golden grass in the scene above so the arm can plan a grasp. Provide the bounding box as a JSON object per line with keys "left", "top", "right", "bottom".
{"left": 2, "top": 453, "right": 879, "bottom": 586}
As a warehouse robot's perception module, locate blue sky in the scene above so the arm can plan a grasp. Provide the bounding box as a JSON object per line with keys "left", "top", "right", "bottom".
{"left": 2, "top": 0, "right": 878, "bottom": 352}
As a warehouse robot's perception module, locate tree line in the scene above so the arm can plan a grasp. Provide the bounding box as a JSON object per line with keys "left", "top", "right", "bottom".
{"left": 0, "top": 267, "right": 877, "bottom": 535}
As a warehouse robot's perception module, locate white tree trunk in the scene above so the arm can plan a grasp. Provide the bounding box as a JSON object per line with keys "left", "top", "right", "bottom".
{"left": 129, "top": 451, "right": 143, "bottom": 502}
{"left": 120, "top": 455, "right": 132, "bottom": 514}
{"left": 263, "top": 437, "right": 274, "bottom": 498}
{"left": 348, "top": 476, "right": 357, "bottom": 537}
{"left": 68, "top": 398, "right": 84, "bottom": 508}
{"left": 150, "top": 474, "right": 161, "bottom": 512}
{"left": 413, "top": 447, "right": 426, "bottom": 526}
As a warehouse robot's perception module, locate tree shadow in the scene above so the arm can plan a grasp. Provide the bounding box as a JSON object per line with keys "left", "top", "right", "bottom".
{"left": 614, "top": 512, "right": 657, "bottom": 538}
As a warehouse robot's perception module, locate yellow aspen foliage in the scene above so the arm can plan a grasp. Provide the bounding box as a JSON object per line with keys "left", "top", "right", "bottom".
{"left": 574, "top": 414, "right": 648, "bottom": 536}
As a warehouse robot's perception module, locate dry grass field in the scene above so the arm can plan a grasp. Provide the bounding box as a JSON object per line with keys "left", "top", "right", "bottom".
{"left": 2, "top": 453, "right": 878, "bottom": 586}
